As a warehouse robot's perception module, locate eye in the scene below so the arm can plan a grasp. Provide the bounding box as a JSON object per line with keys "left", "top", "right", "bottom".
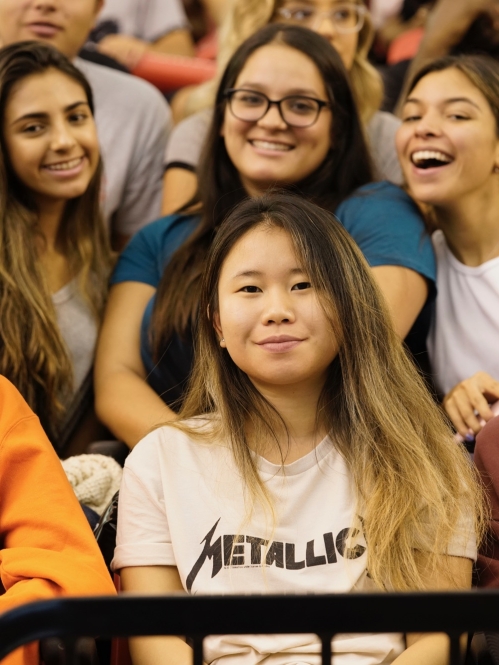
{"left": 22, "top": 123, "right": 44, "bottom": 135}
{"left": 287, "top": 97, "right": 317, "bottom": 115}
{"left": 401, "top": 114, "right": 421, "bottom": 122}
{"left": 234, "top": 91, "right": 265, "bottom": 106}
{"left": 240, "top": 285, "right": 262, "bottom": 293}
{"left": 282, "top": 6, "right": 315, "bottom": 19}
{"left": 448, "top": 113, "right": 470, "bottom": 120}
{"left": 291, "top": 281, "right": 311, "bottom": 290}
{"left": 333, "top": 8, "right": 354, "bottom": 21}
{"left": 69, "top": 111, "right": 89, "bottom": 123}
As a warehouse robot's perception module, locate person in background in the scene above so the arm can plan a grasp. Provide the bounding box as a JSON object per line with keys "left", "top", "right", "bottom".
{"left": 0, "top": 375, "right": 116, "bottom": 665}
{"left": 88, "top": 0, "right": 195, "bottom": 71}
{"left": 114, "top": 193, "right": 482, "bottom": 665}
{"left": 95, "top": 25, "right": 434, "bottom": 449}
{"left": 396, "top": 54, "right": 499, "bottom": 439}
{"left": 0, "top": 41, "right": 114, "bottom": 455}
{"left": 163, "top": 0, "right": 402, "bottom": 214}
{"left": 382, "top": 0, "right": 499, "bottom": 112}
{"left": 0, "top": 0, "right": 171, "bottom": 250}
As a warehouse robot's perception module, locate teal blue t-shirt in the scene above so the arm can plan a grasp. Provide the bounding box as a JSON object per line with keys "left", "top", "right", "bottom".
{"left": 111, "top": 182, "right": 436, "bottom": 404}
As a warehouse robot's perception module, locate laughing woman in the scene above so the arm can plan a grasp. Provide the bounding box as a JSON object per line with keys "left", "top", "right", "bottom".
{"left": 396, "top": 54, "right": 499, "bottom": 440}
{"left": 0, "top": 42, "right": 113, "bottom": 454}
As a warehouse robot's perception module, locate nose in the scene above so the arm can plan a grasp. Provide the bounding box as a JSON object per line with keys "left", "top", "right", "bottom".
{"left": 313, "top": 13, "right": 339, "bottom": 42}
{"left": 414, "top": 111, "right": 442, "bottom": 138}
{"left": 257, "top": 102, "right": 288, "bottom": 130}
{"left": 50, "top": 120, "right": 77, "bottom": 152}
{"left": 33, "top": 0, "right": 58, "bottom": 10}
{"left": 261, "top": 288, "right": 296, "bottom": 325}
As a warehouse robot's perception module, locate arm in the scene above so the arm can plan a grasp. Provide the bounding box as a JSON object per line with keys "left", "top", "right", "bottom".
{"left": 97, "top": 30, "right": 194, "bottom": 69}
{"left": 443, "top": 372, "right": 499, "bottom": 438}
{"left": 121, "top": 566, "right": 196, "bottom": 665}
{"left": 0, "top": 380, "right": 116, "bottom": 665}
{"left": 94, "top": 282, "right": 177, "bottom": 449}
{"left": 392, "top": 556, "right": 472, "bottom": 665}
{"left": 371, "top": 265, "right": 429, "bottom": 338}
{"left": 162, "top": 168, "right": 198, "bottom": 215}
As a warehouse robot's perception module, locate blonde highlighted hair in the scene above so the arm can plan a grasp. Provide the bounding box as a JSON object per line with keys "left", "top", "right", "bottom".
{"left": 0, "top": 42, "right": 114, "bottom": 442}
{"left": 169, "top": 192, "right": 485, "bottom": 591}
{"left": 185, "top": 0, "right": 383, "bottom": 124}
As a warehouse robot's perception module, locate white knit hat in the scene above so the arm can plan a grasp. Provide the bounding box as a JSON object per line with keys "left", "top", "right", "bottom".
{"left": 61, "top": 454, "right": 123, "bottom": 515}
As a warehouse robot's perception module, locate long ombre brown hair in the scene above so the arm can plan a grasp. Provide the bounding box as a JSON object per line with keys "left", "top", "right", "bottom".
{"left": 151, "top": 24, "right": 373, "bottom": 357}
{"left": 0, "top": 42, "right": 113, "bottom": 439}
{"left": 173, "top": 192, "right": 485, "bottom": 591}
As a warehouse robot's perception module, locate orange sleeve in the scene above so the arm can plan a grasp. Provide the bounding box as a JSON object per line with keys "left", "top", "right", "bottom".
{"left": 0, "top": 377, "right": 116, "bottom": 665}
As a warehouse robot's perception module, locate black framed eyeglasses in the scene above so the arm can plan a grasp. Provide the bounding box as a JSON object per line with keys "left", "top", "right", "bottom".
{"left": 275, "top": 3, "right": 367, "bottom": 34}
{"left": 224, "top": 89, "right": 330, "bottom": 128}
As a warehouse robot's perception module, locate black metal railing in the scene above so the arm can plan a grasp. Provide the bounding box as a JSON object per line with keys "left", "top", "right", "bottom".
{"left": 1, "top": 591, "right": 499, "bottom": 665}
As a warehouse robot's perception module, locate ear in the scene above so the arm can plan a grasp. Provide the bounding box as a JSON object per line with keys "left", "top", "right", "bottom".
{"left": 213, "top": 309, "right": 224, "bottom": 341}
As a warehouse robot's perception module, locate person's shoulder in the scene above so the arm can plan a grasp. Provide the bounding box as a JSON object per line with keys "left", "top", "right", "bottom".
{"left": 131, "top": 212, "right": 200, "bottom": 249}
{"left": 176, "top": 108, "right": 213, "bottom": 133}
{"left": 338, "top": 181, "right": 418, "bottom": 215}
{"left": 0, "top": 377, "right": 38, "bottom": 435}
{"left": 75, "top": 58, "right": 169, "bottom": 116}
{"left": 126, "top": 416, "right": 221, "bottom": 468}
{"left": 368, "top": 110, "right": 401, "bottom": 135}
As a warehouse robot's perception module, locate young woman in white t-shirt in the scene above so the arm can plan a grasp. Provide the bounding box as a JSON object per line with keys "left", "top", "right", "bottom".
{"left": 115, "top": 193, "right": 483, "bottom": 665}
{"left": 396, "top": 54, "right": 499, "bottom": 441}
{"left": 0, "top": 41, "right": 113, "bottom": 454}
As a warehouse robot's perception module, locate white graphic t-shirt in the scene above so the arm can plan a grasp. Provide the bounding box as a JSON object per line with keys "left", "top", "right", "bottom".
{"left": 113, "top": 422, "right": 476, "bottom": 665}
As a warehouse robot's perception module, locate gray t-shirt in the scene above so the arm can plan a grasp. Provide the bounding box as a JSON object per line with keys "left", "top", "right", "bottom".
{"left": 76, "top": 58, "right": 171, "bottom": 237}
{"left": 164, "top": 108, "right": 403, "bottom": 185}
{"left": 91, "top": 0, "right": 189, "bottom": 43}
{"left": 52, "top": 279, "right": 97, "bottom": 402}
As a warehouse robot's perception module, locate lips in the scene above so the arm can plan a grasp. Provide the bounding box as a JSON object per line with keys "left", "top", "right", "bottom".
{"left": 27, "top": 22, "right": 62, "bottom": 38}
{"left": 257, "top": 335, "right": 303, "bottom": 352}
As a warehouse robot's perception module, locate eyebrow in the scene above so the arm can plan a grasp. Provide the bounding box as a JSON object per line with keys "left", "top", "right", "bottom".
{"left": 11, "top": 101, "right": 90, "bottom": 126}
{"left": 236, "top": 83, "right": 323, "bottom": 98}
{"left": 232, "top": 267, "right": 305, "bottom": 279}
{"left": 404, "top": 96, "right": 481, "bottom": 110}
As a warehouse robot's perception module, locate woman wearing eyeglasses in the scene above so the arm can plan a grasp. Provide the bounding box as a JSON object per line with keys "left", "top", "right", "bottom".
{"left": 94, "top": 24, "right": 434, "bottom": 449}
{"left": 162, "top": 0, "right": 402, "bottom": 214}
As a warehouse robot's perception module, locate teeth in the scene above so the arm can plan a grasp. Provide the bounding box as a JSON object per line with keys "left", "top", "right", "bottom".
{"left": 412, "top": 150, "right": 452, "bottom": 165}
{"left": 251, "top": 140, "right": 292, "bottom": 152}
{"left": 44, "top": 157, "right": 84, "bottom": 171}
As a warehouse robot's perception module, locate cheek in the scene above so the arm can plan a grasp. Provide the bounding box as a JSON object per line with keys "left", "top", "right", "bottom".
{"left": 395, "top": 126, "right": 411, "bottom": 162}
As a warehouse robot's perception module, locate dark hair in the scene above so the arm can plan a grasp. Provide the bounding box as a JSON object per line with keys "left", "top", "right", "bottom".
{"left": 406, "top": 54, "right": 499, "bottom": 135}
{"left": 0, "top": 41, "right": 112, "bottom": 444}
{"left": 152, "top": 23, "right": 373, "bottom": 354}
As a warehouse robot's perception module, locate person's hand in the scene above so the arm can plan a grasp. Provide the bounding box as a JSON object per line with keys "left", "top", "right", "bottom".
{"left": 96, "top": 35, "right": 148, "bottom": 71}
{"left": 443, "top": 371, "right": 499, "bottom": 439}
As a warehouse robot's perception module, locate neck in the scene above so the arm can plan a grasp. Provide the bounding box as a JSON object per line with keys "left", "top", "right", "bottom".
{"left": 249, "top": 377, "right": 326, "bottom": 463}
{"left": 37, "top": 198, "right": 66, "bottom": 251}
{"left": 434, "top": 184, "right": 499, "bottom": 266}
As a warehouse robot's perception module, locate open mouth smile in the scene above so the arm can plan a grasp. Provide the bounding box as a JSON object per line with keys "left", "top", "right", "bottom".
{"left": 249, "top": 140, "right": 293, "bottom": 152}
{"left": 410, "top": 150, "right": 453, "bottom": 169}
{"left": 42, "top": 157, "right": 85, "bottom": 172}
